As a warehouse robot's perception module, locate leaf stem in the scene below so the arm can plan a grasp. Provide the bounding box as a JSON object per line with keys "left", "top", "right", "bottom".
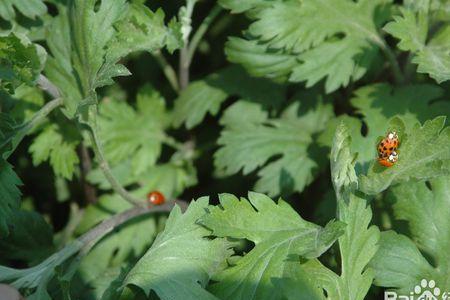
{"left": 379, "top": 43, "right": 405, "bottom": 84}
{"left": 153, "top": 50, "right": 180, "bottom": 93}
{"left": 186, "top": 5, "right": 222, "bottom": 66}
{"left": 87, "top": 127, "right": 143, "bottom": 207}
{"left": 79, "top": 143, "right": 97, "bottom": 203}
{"left": 4, "top": 96, "right": 63, "bottom": 159}
{"left": 79, "top": 200, "right": 187, "bottom": 250}
{"left": 37, "top": 74, "right": 61, "bottom": 99}
{"left": 178, "top": 0, "right": 197, "bottom": 90}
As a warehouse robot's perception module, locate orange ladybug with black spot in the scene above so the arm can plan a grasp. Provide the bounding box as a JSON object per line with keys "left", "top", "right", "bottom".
{"left": 377, "top": 131, "right": 399, "bottom": 167}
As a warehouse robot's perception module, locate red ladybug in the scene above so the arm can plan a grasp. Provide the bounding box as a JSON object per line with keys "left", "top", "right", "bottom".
{"left": 377, "top": 131, "right": 399, "bottom": 167}
{"left": 147, "top": 191, "right": 165, "bottom": 205}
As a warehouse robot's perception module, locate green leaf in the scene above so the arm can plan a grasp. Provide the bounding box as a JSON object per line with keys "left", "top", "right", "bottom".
{"left": 296, "top": 194, "right": 380, "bottom": 300}
{"left": 124, "top": 198, "right": 232, "bottom": 299}
{"left": 71, "top": 195, "right": 159, "bottom": 300}
{"left": 0, "top": 160, "right": 21, "bottom": 237}
{"left": 370, "top": 177, "right": 450, "bottom": 293}
{"left": 385, "top": 9, "right": 450, "bottom": 83}
{"left": 0, "top": 113, "right": 17, "bottom": 157}
{"left": 200, "top": 192, "right": 345, "bottom": 300}
{"left": 6, "top": 85, "right": 45, "bottom": 123}
{"left": 215, "top": 93, "right": 333, "bottom": 196}
{"left": 29, "top": 124, "right": 80, "bottom": 179}
{"left": 330, "top": 122, "right": 358, "bottom": 199}
{"left": 111, "top": 4, "right": 182, "bottom": 57}
{"left": 336, "top": 194, "right": 380, "bottom": 300}
{"left": 173, "top": 66, "right": 285, "bottom": 129}
{"left": 45, "top": 1, "right": 176, "bottom": 118}
{"left": 225, "top": 37, "right": 298, "bottom": 82}
{"left": 0, "top": 1, "right": 45, "bottom": 26}
{"left": 271, "top": 261, "right": 325, "bottom": 300}
{"left": 98, "top": 85, "right": 170, "bottom": 175}
{"left": 0, "top": 33, "right": 46, "bottom": 92}
{"left": 0, "top": 210, "right": 54, "bottom": 264}
{"left": 370, "top": 231, "right": 435, "bottom": 294}
{"left": 218, "top": 0, "right": 270, "bottom": 13}
{"left": 87, "top": 159, "right": 197, "bottom": 200}
{"left": 319, "top": 83, "right": 449, "bottom": 171}
{"left": 0, "top": 240, "right": 83, "bottom": 300}
{"left": 223, "top": 0, "right": 390, "bottom": 92}
{"left": 0, "top": 0, "right": 46, "bottom": 21}
{"left": 359, "top": 116, "right": 450, "bottom": 195}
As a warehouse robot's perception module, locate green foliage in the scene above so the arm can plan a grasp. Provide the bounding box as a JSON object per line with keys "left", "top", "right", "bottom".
{"left": 215, "top": 92, "right": 333, "bottom": 196}
{"left": 319, "top": 83, "right": 449, "bottom": 169}
{"left": 0, "top": 33, "right": 46, "bottom": 92}
{"left": 29, "top": 124, "right": 80, "bottom": 179}
{"left": 370, "top": 176, "right": 450, "bottom": 293}
{"left": 0, "top": 240, "right": 83, "bottom": 300}
{"left": 2, "top": 1, "right": 450, "bottom": 300}
{"left": 221, "top": 0, "right": 391, "bottom": 92}
{"left": 360, "top": 116, "right": 450, "bottom": 195}
{"left": 173, "top": 66, "right": 285, "bottom": 129}
{"left": 0, "top": 210, "right": 54, "bottom": 264}
{"left": 0, "top": 160, "right": 21, "bottom": 237}
{"left": 330, "top": 123, "right": 357, "bottom": 199}
{"left": 0, "top": 0, "right": 46, "bottom": 21}
{"left": 200, "top": 192, "right": 345, "bottom": 299}
{"left": 385, "top": 8, "right": 450, "bottom": 83}
{"left": 98, "top": 85, "right": 171, "bottom": 175}
{"left": 293, "top": 123, "right": 379, "bottom": 300}
{"left": 45, "top": 0, "right": 179, "bottom": 119}
{"left": 124, "top": 198, "right": 232, "bottom": 299}
{"left": 70, "top": 195, "right": 161, "bottom": 300}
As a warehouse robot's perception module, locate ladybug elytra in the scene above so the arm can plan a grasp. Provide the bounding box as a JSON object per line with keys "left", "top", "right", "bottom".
{"left": 147, "top": 191, "right": 165, "bottom": 205}
{"left": 377, "top": 131, "right": 399, "bottom": 167}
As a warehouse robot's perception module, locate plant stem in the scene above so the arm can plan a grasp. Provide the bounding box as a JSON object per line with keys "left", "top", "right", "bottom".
{"left": 79, "top": 200, "right": 186, "bottom": 250}
{"left": 37, "top": 74, "right": 61, "bottom": 99}
{"left": 79, "top": 143, "right": 97, "bottom": 203}
{"left": 187, "top": 5, "right": 222, "bottom": 66}
{"left": 88, "top": 128, "right": 143, "bottom": 207}
{"left": 178, "top": 0, "right": 197, "bottom": 90}
{"left": 378, "top": 42, "right": 405, "bottom": 84}
{"left": 153, "top": 50, "right": 180, "bottom": 93}
{"left": 4, "top": 97, "right": 63, "bottom": 159}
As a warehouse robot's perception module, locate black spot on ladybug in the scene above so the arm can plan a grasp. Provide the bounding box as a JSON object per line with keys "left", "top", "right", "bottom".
{"left": 380, "top": 142, "right": 384, "bottom": 147}
{"left": 389, "top": 147, "right": 393, "bottom": 150}
{"left": 383, "top": 147, "right": 387, "bottom": 150}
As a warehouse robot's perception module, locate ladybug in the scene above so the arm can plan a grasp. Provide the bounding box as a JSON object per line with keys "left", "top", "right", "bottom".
{"left": 377, "top": 131, "right": 399, "bottom": 167}
{"left": 147, "top": 191, "right": 165, "bottom": 205}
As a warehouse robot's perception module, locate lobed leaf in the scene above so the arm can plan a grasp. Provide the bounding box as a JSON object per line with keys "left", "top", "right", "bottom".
{"left": 173, "top": 66, "right": 285, "bottom": 129}
{"left": 330, "top": 122, "right": 358, "bottom": 199}
{"left": 215, "top": 93, "right": 333, "bottom": 196}
{"left": 98, "top": 85, "right": 171, "bottom": 176}
{"left": 0, "top": 0, "right": 46, "bottom": 21}
{"left": 45, "top": 1, "right": 178, "bottom": 119}
{"left": 359, "top": 116, "right": 450, "bottom": 195}
{"left": 0, "top": 210, "right": 54, "bottom": 264}
{"left": 71, "top": 195, "right": 160, "bottom": 300}
{"left": 385, "top": 8, "right": 450, "bottom": 83}
{"left": 222, "top": 0, "right": 391, "bottom": 92}
{"left": 29, "top": 124, "right": 80, "bottom": 180}
{"left": 0, "top": 160, "right": 21, "bottom": 237}
{"left": 370, "top": 177, "right": 450, "bottom": 293}
{"left": 124, "top": 198, "right": 232, "bottom": 300}
{"left": 200, "top": 192, "right": 345, "bottom": 300}
{"left": 0, "top": 33, "right": 46, "bottom": 92}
